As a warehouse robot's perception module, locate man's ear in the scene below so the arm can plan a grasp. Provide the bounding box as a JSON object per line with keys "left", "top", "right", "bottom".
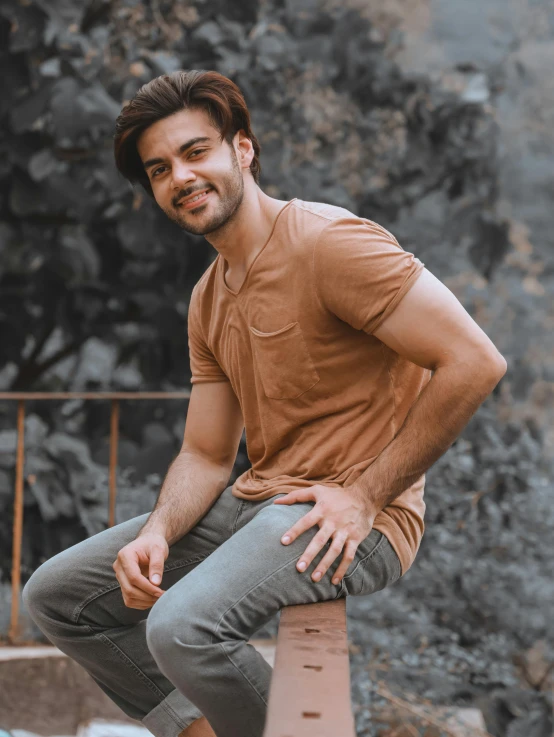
{"left": 235, "top": 130, "right": 254, "bottom": 167}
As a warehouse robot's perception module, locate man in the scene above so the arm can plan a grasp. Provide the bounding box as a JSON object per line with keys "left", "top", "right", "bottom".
{"left": 23, "top": 70, "right": 507, "bottom": 737}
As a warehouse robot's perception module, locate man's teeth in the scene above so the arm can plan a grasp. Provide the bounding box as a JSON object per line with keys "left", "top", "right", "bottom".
{"left": 188, "top": 190, "right": 209, "bottom": 203}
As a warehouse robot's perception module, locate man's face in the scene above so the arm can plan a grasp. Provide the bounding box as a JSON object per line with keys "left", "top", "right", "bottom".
{"left": 137, "top": 108, "right": 248, "bottom": 235}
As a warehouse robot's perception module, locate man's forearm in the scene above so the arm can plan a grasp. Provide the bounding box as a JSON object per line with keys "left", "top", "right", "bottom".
{"left": 351, "top": 357, "right": 507, "bottom": 515}
{"left": 137, "top": 450, "right": 232, "bottom": 546}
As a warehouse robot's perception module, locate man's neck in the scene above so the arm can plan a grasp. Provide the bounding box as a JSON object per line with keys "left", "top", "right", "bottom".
{"left": 205, "top": 186, "right": 289, "bottom": 276}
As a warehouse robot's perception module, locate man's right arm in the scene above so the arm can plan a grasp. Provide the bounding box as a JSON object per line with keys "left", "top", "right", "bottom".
{"left": 137, "top": 380, "right": 244, "bottom": 546}
{"left": 113, "top": 380, "right": 243, "bottom": 608}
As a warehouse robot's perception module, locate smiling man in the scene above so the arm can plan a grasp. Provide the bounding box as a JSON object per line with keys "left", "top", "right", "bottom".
{"left": 23, "top": 70, "right": 507, "bottom": 737}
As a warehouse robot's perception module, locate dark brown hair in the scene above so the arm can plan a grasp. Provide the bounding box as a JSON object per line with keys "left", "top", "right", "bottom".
{"left": 113, "top": 69, "right": 262, "bottom": 197}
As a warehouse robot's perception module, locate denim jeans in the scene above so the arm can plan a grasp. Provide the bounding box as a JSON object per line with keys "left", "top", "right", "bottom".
{"left": 22, "top": 485, "right": 402, "bottom": 737}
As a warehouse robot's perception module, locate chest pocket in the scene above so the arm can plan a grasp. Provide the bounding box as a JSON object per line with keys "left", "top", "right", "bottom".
{"left": 248, "top": 321, "right": 320, "bottom": 400}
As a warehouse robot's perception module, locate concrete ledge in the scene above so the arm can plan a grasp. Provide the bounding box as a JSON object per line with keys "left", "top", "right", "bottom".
{"left": 0, "top": 644, "right": 488, "bottom": 737}
{"left": 0, "top": 641, "right": 275, "bottom": 736}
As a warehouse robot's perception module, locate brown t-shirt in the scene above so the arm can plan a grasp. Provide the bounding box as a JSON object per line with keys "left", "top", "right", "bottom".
{"left": 188, "top": 198, "right": 431, "bottom": 575}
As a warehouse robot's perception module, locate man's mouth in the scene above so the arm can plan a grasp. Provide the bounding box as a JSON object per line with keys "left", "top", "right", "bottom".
{"left": 177, "top": 188, "right": 213, "bottom": 209}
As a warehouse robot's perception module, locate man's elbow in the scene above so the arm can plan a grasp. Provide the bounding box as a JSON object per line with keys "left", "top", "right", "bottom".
{"left": 489, "top": 349, "right": 508, "bottom": 377}
{"left": 442, "top": 348, "right": 508, "bottom": 387}
{"left": 479, "top": 350, "right": 508, "bottom": 388}
{"left": 496, "top": 354, "right": 508, "bottom": 377}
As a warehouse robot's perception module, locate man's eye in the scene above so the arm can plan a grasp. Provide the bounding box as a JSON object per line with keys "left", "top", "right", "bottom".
{"left": 190, "top": 149, "right": 206, "bottom": 157}
{"left": 152, "top": 166, "right": 165, "bottom": 177}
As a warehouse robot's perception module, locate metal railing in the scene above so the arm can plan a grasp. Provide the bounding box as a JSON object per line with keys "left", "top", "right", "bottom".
{"left": 0, "top": 391, "right": 191, "bottom": 645}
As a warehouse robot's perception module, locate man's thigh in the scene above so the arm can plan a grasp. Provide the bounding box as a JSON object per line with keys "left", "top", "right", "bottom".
{"left": 147, "top": 493, "right": 403, "bottom": 642}
{"left": 232, "top": 493, "right": 401, "bottom": 603}
{"left": 146, "top": 496, "right": 345, "bottom": 643}
{"left": 23, "top": 485, "right": 242, "bottom": 628}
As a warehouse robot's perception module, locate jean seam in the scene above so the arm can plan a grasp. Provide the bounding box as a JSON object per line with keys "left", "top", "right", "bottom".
{"left": 158, "top": 698, "right": 189, "bottom": 732}
{"left": 211, "top": 554, "right": 303, "bottom": 645}
{"left": 72, "top": 554, "right": 209, "bottom": 623}
{"left": 231, "top": 500, "right": 246, "bottom": 535}
{"left": 393, "top": 546, "right": 403, "bottom": 580}
{"left": 375, "top": 536, "right": 402, "bottom": 583}
{"left": 337, "top": 532, "right": 386, "bottom": 597}
{"left": 219, "top": 641, "right": 269, "bottom": 706}
{"left": 29, "top": 607, "right": 171, "bottom": 705}
{"left": 91, "top": 627, "right": 169, "bottom": 701}
{"left": 164, "top": 554, "right": 208, "bottom": 574}
{"left": 343, "top": 532, "right": 386, "bottom": 582}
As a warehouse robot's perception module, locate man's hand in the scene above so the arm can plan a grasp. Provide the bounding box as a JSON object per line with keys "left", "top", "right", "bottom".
{"left": 112, "top": 533, "right": 169, "bottom": 609}
{"left": 273, "top": 485, "right": 377, "bottom": 586}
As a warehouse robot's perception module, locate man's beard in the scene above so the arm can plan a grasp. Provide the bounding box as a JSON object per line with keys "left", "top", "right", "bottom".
{"left": 162, "top": 147, "right": 245, "bottom": 236}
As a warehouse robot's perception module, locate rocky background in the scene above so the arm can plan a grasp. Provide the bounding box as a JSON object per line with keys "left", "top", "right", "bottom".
{"left": 0, "top": 0, "right": 552, "bottom": 736}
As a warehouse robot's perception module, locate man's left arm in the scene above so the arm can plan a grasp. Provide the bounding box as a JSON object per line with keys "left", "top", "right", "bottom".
{"left": 347, "top": 266, "right": 507, "bottom": 511}
{"left": 275, "top": 267, "right": 507, "bottom": 585}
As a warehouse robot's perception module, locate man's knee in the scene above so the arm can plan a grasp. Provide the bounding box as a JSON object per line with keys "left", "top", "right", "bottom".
{"left": 22, "top": 559, "right": 60, "bottom": 623}
{"left": 23, "top": 514, "right": 150, "bottom": 624}
{"left": 146, "top": 594, "right": 209, "bottom": 672}
{"left": 146, "top": 597, "right": 181, "bottom": 662}
{"left": 23, "top": 543, "right": 85, "bottom": 626}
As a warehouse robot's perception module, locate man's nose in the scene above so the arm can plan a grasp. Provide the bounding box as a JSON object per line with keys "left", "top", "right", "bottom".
{"left": 171, "top": 160, "right": 196, "bottom": 190}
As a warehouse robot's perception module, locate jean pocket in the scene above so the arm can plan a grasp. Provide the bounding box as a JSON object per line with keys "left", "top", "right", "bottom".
{"left": 338, "top": 530, "right": 402, "bottom": 598}
{"left": 248, "top": 321, "right": 320, "bottom": 400}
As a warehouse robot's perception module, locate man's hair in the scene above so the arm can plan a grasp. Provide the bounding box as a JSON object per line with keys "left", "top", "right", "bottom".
{"left": 113, "top": 69, "right": 262, "bottom": 198}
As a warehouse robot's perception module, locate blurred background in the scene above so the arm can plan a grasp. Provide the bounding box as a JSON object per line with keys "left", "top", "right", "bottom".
{"left": 0, "top": 0, "right": 552, "bottom": 736}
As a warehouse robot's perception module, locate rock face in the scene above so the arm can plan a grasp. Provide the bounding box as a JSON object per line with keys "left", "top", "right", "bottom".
{"left": 0, "top": 1, "right": 552, "bottom": 737}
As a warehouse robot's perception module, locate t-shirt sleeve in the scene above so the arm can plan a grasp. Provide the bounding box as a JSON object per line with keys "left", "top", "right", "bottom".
{"left": 313, "top": 216, "right": 425, "bottom": 335}
{"left": 187, "top": 287, "right": 229, "bottom": 385}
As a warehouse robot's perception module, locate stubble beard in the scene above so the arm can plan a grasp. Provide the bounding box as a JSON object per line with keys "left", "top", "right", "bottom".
{"left": 162, "top": 149, "right": 245, "bottom": 237}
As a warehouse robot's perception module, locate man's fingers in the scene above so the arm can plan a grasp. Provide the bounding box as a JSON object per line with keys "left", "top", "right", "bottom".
{"left": 294, "top": 526, "right": 334, "bottom": 572}
{"left": 304, "top": 531, "right": 349, "bottom": 582}
{"left": 273, "top": 488, "right": 316, "bottom": 505}
{"left": 116, "top": 567, "right": 163, "bottom": 607}
{"left": 127, "top": 569, "right": 164, "bottom": 597}
{"left": 125, "top": 583, "right": 163, "bottom": 602}
{"left": 148, "top": 546, "right": 167, "bottom": 586}
{"left": 329, "top": 540, "right": 359, "bottom": 585}
{"left": 116, "top": 557, "right": 163, "bottom": 598}
{"left": 120, "top": 556, "right": 163, "bottom": 596}
{"left": 125, "top": 595, "right": 159, "bottom": 610}
{"left": 280, "top": 509, "right": 320, "bottom": 545}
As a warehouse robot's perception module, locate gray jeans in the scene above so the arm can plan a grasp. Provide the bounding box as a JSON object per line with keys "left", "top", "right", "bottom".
{"left": 22, "top": 485, "right": 402, "bottom": 737}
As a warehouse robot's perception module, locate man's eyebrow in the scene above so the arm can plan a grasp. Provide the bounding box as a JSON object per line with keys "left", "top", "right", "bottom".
{"left": 142, "top": 137, "right": 212, "bottom": 171}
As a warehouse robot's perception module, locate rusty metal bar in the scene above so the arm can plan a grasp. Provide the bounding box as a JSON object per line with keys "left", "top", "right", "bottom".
{"left": 9, "top": 400, "right": 26, "bottom": 645}
{"left": 263, "top": 598, "right": 356, "bottom": 737}
{"left": 0, "top": 392, "right": 190, "bottom": 400}
{"left": 108, "top": 399, "right": 120, "bottom": 528}
{"left": 0, "top": 391, "right": 191, "bottom": 645}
